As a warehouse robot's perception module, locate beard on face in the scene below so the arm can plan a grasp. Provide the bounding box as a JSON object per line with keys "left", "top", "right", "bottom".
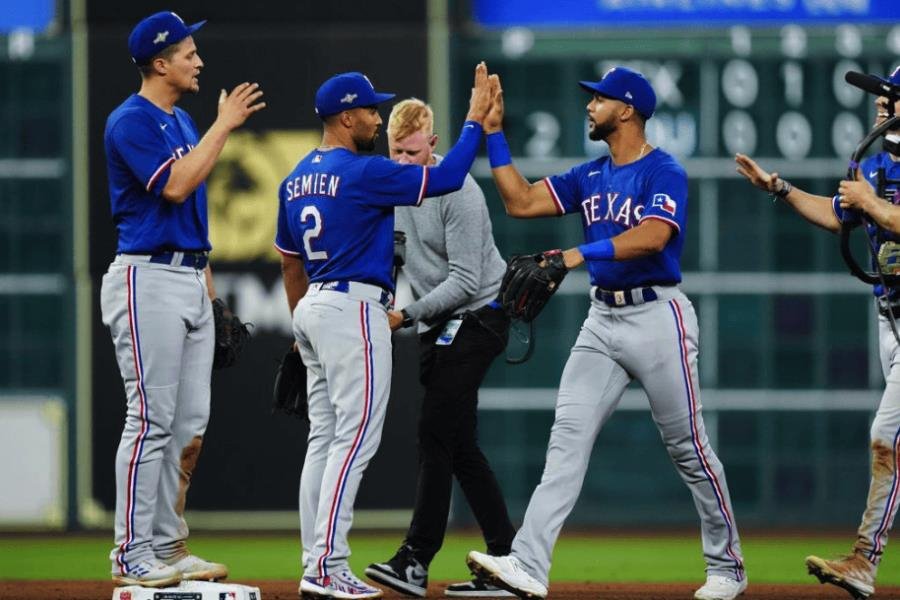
{"left": 354, "top": 128, "right": 378, "bottom": 152}
{"left": 588, "top": 118, "right": 614, "bottom": 141}
{"left": 358, "top": 133, "right": 377, "bottom": 152}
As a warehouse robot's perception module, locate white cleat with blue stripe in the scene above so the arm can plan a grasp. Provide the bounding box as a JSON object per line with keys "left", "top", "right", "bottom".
{"left": 300, "top": 569, "right": 384, "bottom": 599}
{"left": 112, "top": 559, "right": 182, "bottom": 588}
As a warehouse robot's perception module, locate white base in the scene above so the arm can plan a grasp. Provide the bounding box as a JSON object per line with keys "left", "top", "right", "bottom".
{"left": 112, "top": 580, "right": 262, "bottom": 600}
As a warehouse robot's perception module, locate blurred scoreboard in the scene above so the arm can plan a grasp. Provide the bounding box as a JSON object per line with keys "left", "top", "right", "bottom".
{"left": 452, "top": 24, "right": 900, "bottom": 166}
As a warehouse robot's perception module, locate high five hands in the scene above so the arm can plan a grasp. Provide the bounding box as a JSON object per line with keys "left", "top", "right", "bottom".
{"left": 465, "top": 62, "right": 503, "bottom": 127}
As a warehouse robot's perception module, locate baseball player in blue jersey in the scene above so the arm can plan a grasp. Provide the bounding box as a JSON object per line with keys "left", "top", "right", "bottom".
{"left": 100, "top": 11, "right": 264, "bottom": 588}
{"left": 276, "top": 65, "right": 496, "bottom": 600}
{"left": 466, "top": 67, "right": 747, "bottom": 600}
{"left": 735, "top": 65, "right": 900, "bottom": 600}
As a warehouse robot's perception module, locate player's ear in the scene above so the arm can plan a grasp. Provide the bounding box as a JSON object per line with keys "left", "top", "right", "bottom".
{"left": 150, "top": 56, "right": 168, "bottom": 77}
{"left": 429, "top": 134, "right": 438, "bottom": 150}
{"left": 339, "top": 110, "right": 354, "bottom": 128}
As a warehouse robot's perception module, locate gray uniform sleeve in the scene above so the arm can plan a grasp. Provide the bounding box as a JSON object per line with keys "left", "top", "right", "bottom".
{"left": 403, "top": 175, "right": 486, "bottom": 322}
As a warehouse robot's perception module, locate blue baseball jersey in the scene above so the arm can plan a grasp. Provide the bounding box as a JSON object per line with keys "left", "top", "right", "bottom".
{"left": 274, "top": 148, "right": 429, "bottom": 292}
{"left": 545, "top": 148, "right": 688, "bottom": 289}
{"left": 832, "top": 151, "right": 900, "bottom": 297}
{"left": 104, "top": 94, "right": 210, "bottom": 253}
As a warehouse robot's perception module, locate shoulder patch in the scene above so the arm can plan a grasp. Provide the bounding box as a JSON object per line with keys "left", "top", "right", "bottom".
{"left": 652, "top": 193, "right": 677, "bottom": 215}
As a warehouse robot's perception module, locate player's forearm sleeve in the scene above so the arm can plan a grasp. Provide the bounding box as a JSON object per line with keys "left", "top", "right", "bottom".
{"left": 486, "top": 132, "right": 512, "bottom": 167}
{"left": 578, "top": 238, "right": 615, "bottom": 260}
{"left": 425, "top": 121, "right": 483, "bottom": 197}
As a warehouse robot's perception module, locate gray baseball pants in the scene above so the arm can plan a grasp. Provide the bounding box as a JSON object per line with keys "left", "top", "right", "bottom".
{"left": 511, "top": 287, "right": 745, "bottom": 586}
{"left": 101, "top": 256, "right": 213, "bottom": 575}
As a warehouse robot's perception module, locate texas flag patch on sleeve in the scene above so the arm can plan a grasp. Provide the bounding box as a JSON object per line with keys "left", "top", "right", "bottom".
{"left": 652, "top": 193, "right": 677, "bottom": 215}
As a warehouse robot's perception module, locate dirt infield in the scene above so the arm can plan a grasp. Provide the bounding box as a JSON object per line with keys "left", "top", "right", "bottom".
{"left": 4, "top": 580, "right": 900, "bottom": 600}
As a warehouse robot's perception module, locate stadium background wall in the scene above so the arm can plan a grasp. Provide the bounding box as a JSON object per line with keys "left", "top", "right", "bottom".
{"left": 1, "top": 0, "right": 898, "bottom": 530}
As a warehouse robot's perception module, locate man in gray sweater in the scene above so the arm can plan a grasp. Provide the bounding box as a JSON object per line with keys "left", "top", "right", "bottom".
{"left": 365, "top": 98, "right": 515, "bottom": 598}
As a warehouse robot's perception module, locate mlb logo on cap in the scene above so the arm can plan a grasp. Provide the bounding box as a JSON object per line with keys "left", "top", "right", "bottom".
{"left": 578, "top": 66, "right": 657, "bottom": 120}
{"left": 128, "top": 11, "right": 206, "bottom": 65}
{"left": 315, "top": 72, "right": 396, "bottom": 118}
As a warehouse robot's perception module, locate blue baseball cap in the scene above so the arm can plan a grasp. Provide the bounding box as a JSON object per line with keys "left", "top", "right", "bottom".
{"left": 128, "top": 11, "right": 206, "bottom": 65}
{"left": 579, "top": 67, "right": 657, "bottom": 119}
{"left": 315, "top": 72, "right": 395, "bottom": 118}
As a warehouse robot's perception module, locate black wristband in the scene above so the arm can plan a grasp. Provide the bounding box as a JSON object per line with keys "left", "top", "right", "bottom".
{"left": 400, "top": 309, "right": 415, "bottom": 329}
{"left": 771, "top": 178, "right": 792, "bottom": 201}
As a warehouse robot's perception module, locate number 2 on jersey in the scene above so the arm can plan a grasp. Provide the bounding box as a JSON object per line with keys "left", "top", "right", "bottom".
{"left": 301, "top": 205, "right": 328, "bottom": 260}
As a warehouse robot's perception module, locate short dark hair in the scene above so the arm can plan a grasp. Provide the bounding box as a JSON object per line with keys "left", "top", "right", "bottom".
{"left": 136, "top": 40, "right": 183, "bottom": 78}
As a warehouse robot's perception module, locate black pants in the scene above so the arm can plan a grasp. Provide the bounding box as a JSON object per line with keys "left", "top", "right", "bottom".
{"left": 404, "top": 304, "right": 516, "bottom": 565}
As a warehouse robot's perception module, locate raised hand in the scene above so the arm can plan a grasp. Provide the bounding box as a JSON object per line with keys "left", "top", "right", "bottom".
{"left": 217, "top": 82, "right": 266, "bottom": 131}
{"left": 465, "top": 62, "right": 492, "bottom": 124}
{"left": 734, "top": 153, "right": 779, "bottom": 193}
{"left": 484, "top": 74, "right": 504, "bottom": 134}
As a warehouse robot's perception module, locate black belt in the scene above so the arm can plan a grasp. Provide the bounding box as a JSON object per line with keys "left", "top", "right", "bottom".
{"left": 148, "top": 251, "right": 209, "bottom": 270}
{"left": 595, "top": 286, "right": 659, "bottom": 307}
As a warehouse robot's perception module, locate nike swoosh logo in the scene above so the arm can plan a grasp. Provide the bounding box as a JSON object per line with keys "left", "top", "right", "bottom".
{"left": 870, "top": 171, "right": 878, "bottom": 178}
{"left": 464, "top": 124, "right": 475, "bottom": 129}
{"left": 160, "top": 123, "right": 167, "bottom": 130}
{"left": 588, "top": 170, "right": 601, "bottom": 177}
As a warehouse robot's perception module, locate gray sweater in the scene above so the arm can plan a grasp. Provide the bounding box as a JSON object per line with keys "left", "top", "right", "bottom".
{"left": 395, "top": 156, "right": 506, "bottom": 332}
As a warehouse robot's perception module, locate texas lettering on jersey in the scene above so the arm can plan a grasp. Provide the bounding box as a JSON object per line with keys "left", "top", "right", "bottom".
{"left": 545, "top": 147, "right": 688, "bottom": 289}
{"left": 172, "top": 143, "right": 194, "bottom": 159}
{"left": 581, "top": 192, "right": 644, "bottom": 228}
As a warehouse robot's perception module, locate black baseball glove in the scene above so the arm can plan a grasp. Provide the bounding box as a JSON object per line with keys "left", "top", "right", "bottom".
{"left": 273, "top": 347, "right": 308, "bottom": 420}
{"left": 500, "top": 250, "right": 569, "bottom": 322}
{"left": 211, "top": 298, "right": 252, "bottom": 369}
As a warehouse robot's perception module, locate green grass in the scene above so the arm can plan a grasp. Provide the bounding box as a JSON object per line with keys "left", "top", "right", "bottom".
{"left": 1, "top": 532, "right": 898, "bottom": 584}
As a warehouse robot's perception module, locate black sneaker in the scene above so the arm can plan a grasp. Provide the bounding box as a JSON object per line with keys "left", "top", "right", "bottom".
{"left": 445, "top": 577, "right": 516, "bottom": 598}
{"left": 364, "top": 545, "right": 428, "bottom": 598}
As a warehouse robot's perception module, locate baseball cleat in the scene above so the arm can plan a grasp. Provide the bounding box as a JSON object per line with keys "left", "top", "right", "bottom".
{"left": 806, "top": 554, "right": 875, "bottom": 599}
{"left": 300, "top": 570, "right": 384, "bottom": 599}
{"left": 466, "top": 551, "right": 547, "bottom": 600}
{"left": 162, "top": 554, "right": 228, "bottom": 581}
{"left": 111, "top": 559, "right": 183, "bottom": 588}
{"left": 445, "top": 576, "right": 516, "bottom": 597}
{"left": 693, "top": 574, "right": 748, "bottom": 600}
{"left": 364, "top": 545, "right": 428, "bottom": 597}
